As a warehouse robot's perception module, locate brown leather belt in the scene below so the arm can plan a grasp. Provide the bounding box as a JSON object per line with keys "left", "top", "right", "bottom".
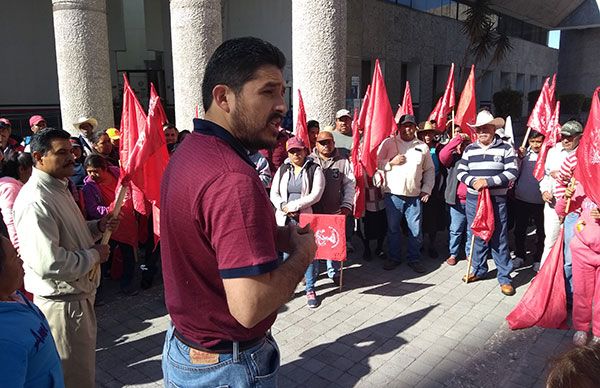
{"left": 174, "top": 328, "right": 266, "bottom": 354}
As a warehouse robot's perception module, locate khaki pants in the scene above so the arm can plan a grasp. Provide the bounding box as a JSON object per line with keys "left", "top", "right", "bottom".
{"left": 35, "top": 294, "right": 97, "bottom": 388}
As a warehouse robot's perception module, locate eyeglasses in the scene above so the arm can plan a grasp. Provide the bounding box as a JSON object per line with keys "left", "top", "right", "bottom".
{"left": 317, "top": 140, "right": 333, "bottom": 145}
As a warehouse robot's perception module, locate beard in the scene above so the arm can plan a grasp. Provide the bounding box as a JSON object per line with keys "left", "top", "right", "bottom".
{"left": 230, "top": 100, "right": 282, "bottom": 151}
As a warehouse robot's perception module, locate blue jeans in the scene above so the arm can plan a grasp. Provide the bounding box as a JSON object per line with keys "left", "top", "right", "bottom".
{"left": 465, "top": 195, "right": 513, "bottom": 285}
{"left": 448, "top": 202, "right": 470, "bottom": 258}
{"left": 162, "top": 325, "right": 280, "bottom": 387}
{"left": 305, "top": 260, "right": 340, "bottom": 292}
{"left": 563, "top": 212, "right": 578, "bottom": 299}
{"left": 384, "top": 194, "right": 422, "bottom": 263}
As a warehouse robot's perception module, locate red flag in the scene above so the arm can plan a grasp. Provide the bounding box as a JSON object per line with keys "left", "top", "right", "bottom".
{"left": 357, "top": 85, "right": 371, "bottom": 131}
{"left": 429, "top": 63, "right": 455, "bottom": 131}
{"left": 533, "top": 101, "right": 561, "bottom": 181}
{"left": 361, "top": 59, "right": 396, "bottom": 176}
{"left": 119, "top": 74, "right": 148, "bottom": 213}
{"left": 394, "top": 81, "right": 414, "bottom": 122}
{"left": 506, "top": 230, "right": 568, "bottom": 330}
{"left": 455, "top": 65, "right": 476, "bottom": 139}
{"left": 295, "top": 89, "right": 310, "bottom": 149}
{"left": 151, "top": 84, "right": 168, "bottom": 126}
{"left": 299, "top": 214, "right": 347, "bottom": 261}
{"left": 575, "top": 86, "right": 600, "bottom": 205}
{"left": 351, "top": 109, "right": 365, "bottom": 219}
{"left": 527, "top": 75, "right": 555, "bottom": 136}
{"left": 471, "top": 187, "right": 495, "bottom": 242}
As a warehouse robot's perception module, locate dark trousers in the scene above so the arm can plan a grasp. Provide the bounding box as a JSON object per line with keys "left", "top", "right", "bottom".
{"left": 101, "top": 240, "right": 136, "bottom": 289}
{"left": 513, "top": 199, "right": 545, "bottom": 261}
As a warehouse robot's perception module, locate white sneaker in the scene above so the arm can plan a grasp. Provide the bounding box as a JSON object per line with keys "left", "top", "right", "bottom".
{"left": 532, "top": 262, "right": 540, "bottom": 272}
{"left": 512, "top": 257, "right": 525, "bottom": 269}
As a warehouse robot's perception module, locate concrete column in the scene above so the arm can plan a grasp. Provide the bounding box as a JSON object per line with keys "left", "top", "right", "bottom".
{"left": 292, "top": 0, "right": 346, "bottom": 127}
{"left": 52, "top": 0, "right": 114, "bottom": 133}
{"left": 170, "top": 0, "right": 222, "bottom": 129}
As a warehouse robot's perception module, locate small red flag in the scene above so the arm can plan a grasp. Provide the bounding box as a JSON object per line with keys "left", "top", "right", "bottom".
{"left": 527, "top": 75, "right": 556, "bottom": 136}
{"left": 295, "top": 89, "right": 311, "bottom": 150}
{"left": 299, "top": 214, "right": 347, "bottom": 261}
{"left": 357, "top": 85, "right": 371, "bottom": 131}
{"left": 351, "top": 108, "right": 365, "bottom": 219}
{"left": 394, "top": 81, "right": 414, "bottom": 122}
{"left": 151, "top": 84, "right": 168, "bottom": 126}
{"left": 455, "top": 65, "right": 477, "bottom": 139}
{"left": 361, "top": 59, "right": 397, "bottom": 176}
{"left": 533, "top": 101, "right": 561, "bottom": 181}
{"left": 471, "top": 187, "right": 495, "bottom": 243}
{"left": 575, "top": 86, "right": 600, "bottom": 205}
{"left": 506, "top": 230, "right": 568, "bottom": 330}
{"left": 429, "top": 63, "right": 455, "bottom": 131}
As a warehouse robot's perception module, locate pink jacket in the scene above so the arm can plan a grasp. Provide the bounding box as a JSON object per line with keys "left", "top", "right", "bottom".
{"left": 556, "top": 182, "right": 600, "bottom": 254}
{"left": 0, "top": 177, "right": 24, "bottom": 250}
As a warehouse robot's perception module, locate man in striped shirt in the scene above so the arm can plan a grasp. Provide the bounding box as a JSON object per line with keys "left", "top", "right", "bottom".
{"left": 457, "top": 110, "right": 519, "bottom": 296}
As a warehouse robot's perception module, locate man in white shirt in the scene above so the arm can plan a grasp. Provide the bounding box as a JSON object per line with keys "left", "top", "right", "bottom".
{"left": 377, "top": 114, "right": 435, "bottom": 273}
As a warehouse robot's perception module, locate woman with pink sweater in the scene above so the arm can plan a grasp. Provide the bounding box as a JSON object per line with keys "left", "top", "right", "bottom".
{"left": 0, "top": 152, "right": 33, "bottom": 251}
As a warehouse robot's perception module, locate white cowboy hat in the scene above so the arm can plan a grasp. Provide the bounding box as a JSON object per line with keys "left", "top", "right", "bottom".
{"left": 468, "top": 110, "right": 505, "bottom": 129}
{"left": 73, "top": 116, "right": 98, "bottom": 131}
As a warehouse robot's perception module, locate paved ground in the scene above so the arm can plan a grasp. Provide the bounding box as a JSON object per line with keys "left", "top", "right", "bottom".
{"left": 95, "top": 237, "right": 575, "bottom": 388}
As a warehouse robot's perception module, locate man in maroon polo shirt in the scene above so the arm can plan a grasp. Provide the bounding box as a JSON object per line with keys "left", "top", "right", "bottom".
{"left": 160, "top": 37, "right": 317, "bottom": 387}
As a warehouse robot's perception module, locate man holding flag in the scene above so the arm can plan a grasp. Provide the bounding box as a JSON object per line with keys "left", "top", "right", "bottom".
{"left": 457, "top": 110, "right": 519, "bottom": 295}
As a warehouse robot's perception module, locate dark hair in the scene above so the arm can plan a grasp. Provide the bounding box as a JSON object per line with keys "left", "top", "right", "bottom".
{"left": 202, "top": 37, "right": 286, "bottom": 112}
{"left": 30, "top": 128, "right": 71, "bottom": 155}
{"left": 529, "top": 130, "right": 545, "bottom": 139}
{"left": 1, "top": 152, "right": 33, "bottom": 180}
{"left": 547, "top": 345, "right": 600, "bottom": 387}
{"left": 84, "top": 154, "right": 108, "bottom": 170}
{"left": 177, "top": 130, "right": 191, "bottom": 143}
{"left": 91, "top": 131, "right": 109, "bottom": 145}
{"left": 307, "top": 120, "right": 320, "bottom": 130}
{"left": 163, "top": 123, "right": 177, "bottom": 131}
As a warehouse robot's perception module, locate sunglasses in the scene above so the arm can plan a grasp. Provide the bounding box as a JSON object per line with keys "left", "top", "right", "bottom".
{"left": 317, "top": 139, "right": 333, "bottom": 145}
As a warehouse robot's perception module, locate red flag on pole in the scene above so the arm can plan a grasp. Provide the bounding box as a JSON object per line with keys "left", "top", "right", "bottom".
{"left": 471, "top": 187, "right": 495, "bottom": 243}
{"left": 151, "top": 84, "right": 168, "bottom": 126}
{"left": 533, "top": 101, "right": 561, "bottom": 181}
{"left": 429, "top": 63, "right": 455, "bottom": 131}
{"left": 351, "top": 109, "right": 365, "bottom": 219}
{"left": 527, "top": 76, "right": 555, "bottom": 136}
{"left": 295, "top": 89, "right": 311, "bottom": 150}
{"left": 455, "top": 65, "right": 477, "bottom": 139}
{"left": 299, "top": 214, "right": 347, "bottom": 261}
{"left": 394, "top": 81, "right": 414, "bottom": 122}
{"left": 357, "top": 85, "right": 371, "bottom": 131}
{"left": 575, "top": 86, "right": 600, "bottom": 205}
{"left": 361, "top": 59, "right": 396, "bottom": 176}
{"left": 506, "top": 230, "right": 568, "bottom": 330}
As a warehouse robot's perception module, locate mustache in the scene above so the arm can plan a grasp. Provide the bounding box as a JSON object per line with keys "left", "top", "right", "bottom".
{"left": 267, "top": 113, "right": 284, "bottom": 123}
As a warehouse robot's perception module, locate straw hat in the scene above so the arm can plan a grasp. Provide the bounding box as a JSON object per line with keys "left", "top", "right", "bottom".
{"left": 468, "top": 110, "right": 504, "bottom": 129}
{"left": 73, "top": 116, "right": 98, "bottom": 131}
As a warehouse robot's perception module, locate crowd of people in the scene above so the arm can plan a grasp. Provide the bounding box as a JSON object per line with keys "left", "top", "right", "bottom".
{"left": 0, "top": 35, "right": 598, "bottom": 388}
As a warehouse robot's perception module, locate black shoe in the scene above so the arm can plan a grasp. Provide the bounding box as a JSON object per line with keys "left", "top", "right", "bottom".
{"left": 374, "top": 248, "right": 386, "bottom": 259}
{"left": 363, "top": 250, "right": 372, "bottom": 261}
{"left": 408, "top": 261, "right": 426, "bottom": 274}
{"left": 383, "top": 259, "right": 400, "bottom": 270}
{"left": 332, "top": 276, "right": 341, "bottom": 287}
{"left": 120, "top": 286, "right": 139, "bottom": 296}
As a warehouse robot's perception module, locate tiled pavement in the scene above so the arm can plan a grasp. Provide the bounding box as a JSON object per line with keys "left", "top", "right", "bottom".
{"left": 95, "top": 239, "right": 575, "bottom": 387}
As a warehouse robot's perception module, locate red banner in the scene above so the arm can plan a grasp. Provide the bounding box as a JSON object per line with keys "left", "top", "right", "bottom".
{"left": 575, "top": 86, "right": 600, "bottom": 206}
{"left": 299, "top": 214, "right": 347, "bottom": 261}
{"left": 471, "top": 187, "right": 495, "bottom": 243}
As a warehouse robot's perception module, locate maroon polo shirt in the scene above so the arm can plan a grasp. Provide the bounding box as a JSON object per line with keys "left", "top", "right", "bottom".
{"left": 161, "top": 119, "right": 279, "bottom": 347}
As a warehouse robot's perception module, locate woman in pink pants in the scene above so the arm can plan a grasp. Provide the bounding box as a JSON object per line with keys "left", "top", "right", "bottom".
{"left": 557, "top": 183, "right": 600, "bottom": 346}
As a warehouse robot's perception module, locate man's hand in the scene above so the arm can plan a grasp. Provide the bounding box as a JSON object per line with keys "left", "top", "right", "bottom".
{"left": 390, "top": 154, "right": 406, "bottom": 166}
{"left": 338, "top": 207, "right": 352, "bottom": 216}
{"left": 517, "top": 147, "right": 526, "bottom": 159}
{"left": 542, "top": 191, "right": 554, "bottom": 203}
{"left": 289, "top": 224, "right": 316, "bottom": 265}
{"left": 99, "top": 212, "right": 121, "bottom": 233}
{"left": 92, "top": 244, "right": 110, "bottom": 264}
{"left": 591, "top": 208, "right": 600, "bottom": 220}
{"left": 420, "top": 192, "right": 430, "bottom": 203}
{"left": 472, "top": 179, "right": 488, "bottom": 191}
{"left": 564, "top": 185, "right": 575, "bottom": 199}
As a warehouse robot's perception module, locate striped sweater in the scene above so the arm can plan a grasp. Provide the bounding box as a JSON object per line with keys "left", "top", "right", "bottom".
{"left": 457, "top": 135, "right": 519, "bottom": 196}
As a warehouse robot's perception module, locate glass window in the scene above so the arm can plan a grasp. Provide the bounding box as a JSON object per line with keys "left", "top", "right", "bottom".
{"left": 413, "top": 0, "right": 443, "bottom": 16}
{"left": 440, "top": 0, "right": 458, "bottom": 19}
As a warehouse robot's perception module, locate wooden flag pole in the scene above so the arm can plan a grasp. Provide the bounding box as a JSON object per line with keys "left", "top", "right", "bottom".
{"left": 563, "top": 178, "right": 577, "bottom": 217}
{"left": 88, "top": 184, "right": 128, "bottom": 281}
{"left": 464, "top": 235, "right": 476, "bottom": 283}
{"left": 520, "top": 127, "right": 532, "bottom": 149}
{"left": 451, "top": 109, "right": 455, "bottom": 137}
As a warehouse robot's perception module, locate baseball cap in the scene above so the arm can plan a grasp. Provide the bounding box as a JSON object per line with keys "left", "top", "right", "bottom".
{"left": 286, "top": 137, "right": 307, "bottom": 151}
{"left": 316, "top": 130, "right": 334, "bottom": 141}
{"left": 398, "top": 114, "right": 417, "bottom": 126}
{"left": 69, "top": 137, "right": 82, "bottom": 148}
{"left": 106, "top": 127, "right": 120, "bottom": 140}
{"left": 335, "top": 109, "right": 351, "bottom": 120}
{"left": 560, "top": 120, "right": 583, "bottom": 137}
{"left": 29, "top": 115, "right": 46, "bottom": 127}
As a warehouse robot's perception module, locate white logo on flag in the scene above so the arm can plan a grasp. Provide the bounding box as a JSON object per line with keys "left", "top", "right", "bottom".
{"left": 315, "top": 227, "right": 340, "bottom": 248}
